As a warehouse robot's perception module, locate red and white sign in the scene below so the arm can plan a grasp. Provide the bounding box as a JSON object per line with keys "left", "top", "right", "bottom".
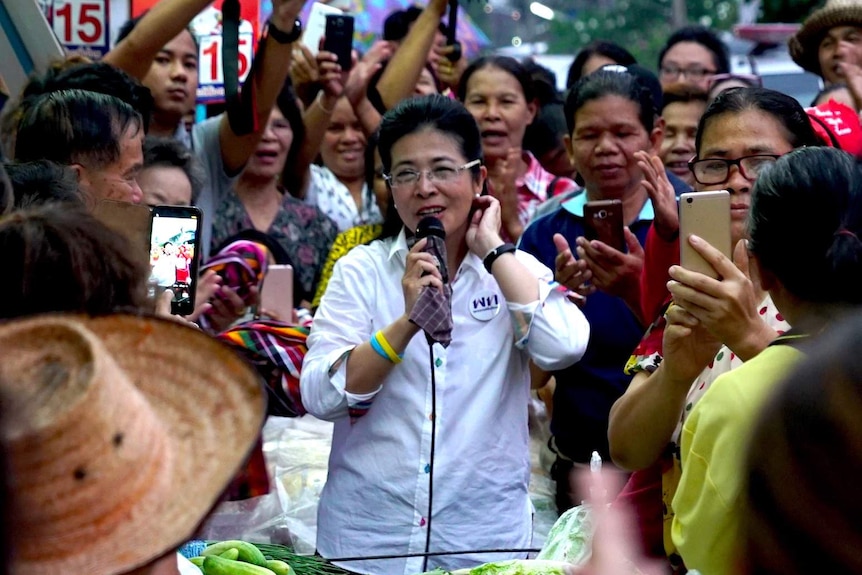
{"left": 191, "top": 6, "right": 256, "bottom": 103}
{"left": 48, "top": 0, "right": 110, "bottom": 58}
{"left": 196, "top": 28, "right": 254, "bottom": 102}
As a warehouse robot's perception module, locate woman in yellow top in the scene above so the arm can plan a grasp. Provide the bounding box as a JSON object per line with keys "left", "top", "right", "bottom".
{"left": 670, "top": 146, "right": 862, "bottom": 575}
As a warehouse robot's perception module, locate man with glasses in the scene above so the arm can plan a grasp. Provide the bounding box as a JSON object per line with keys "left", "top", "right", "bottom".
{"left": 658, "top": 26, "right": 730, "bottom": 92}
{"left": 14, "top": 89, "right": 144, "bottom": 205}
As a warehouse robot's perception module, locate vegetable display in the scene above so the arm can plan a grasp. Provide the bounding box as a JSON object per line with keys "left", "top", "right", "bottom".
{"left": 188, "top": 541, "right": 350, "bottom": 575}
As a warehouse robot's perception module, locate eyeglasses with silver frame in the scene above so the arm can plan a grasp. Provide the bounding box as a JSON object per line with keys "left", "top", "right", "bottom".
{"left": 383, "top": 159, "right": 481, "bottom": 189}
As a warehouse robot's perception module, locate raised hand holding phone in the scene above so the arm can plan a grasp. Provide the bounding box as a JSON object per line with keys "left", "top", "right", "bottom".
{"left": 678, "top": 190, "right": 731, "bottom": 279}
{"left": 323, "top": 14, "right": 354, "bottom": 71}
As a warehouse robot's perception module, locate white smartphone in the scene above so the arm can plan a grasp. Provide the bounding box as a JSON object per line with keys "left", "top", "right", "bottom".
{"left": 260, "top": 265, "right": 294, "bottom": 322}
{"left": 301, "top": 2, "right": 344, "bottom": 54}
{"left": 679, "top": 190, "right": 732, "bottom": 279}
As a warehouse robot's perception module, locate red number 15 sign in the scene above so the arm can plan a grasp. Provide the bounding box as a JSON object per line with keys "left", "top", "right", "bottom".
{"left": 50, "top": 0, "right": 110, "bottom": 58}
{"left": 196, "top": 31, "right": 254, "bottom": 103}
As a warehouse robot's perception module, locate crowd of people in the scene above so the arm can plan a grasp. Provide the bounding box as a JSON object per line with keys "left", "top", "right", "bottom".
{"left": 4, "top": 0, "right": 862, "bottom": 574}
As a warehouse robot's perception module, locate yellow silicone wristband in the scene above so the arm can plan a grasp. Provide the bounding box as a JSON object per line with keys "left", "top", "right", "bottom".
{"left": 374, "top": 330, "right": 403, "bottom": 364}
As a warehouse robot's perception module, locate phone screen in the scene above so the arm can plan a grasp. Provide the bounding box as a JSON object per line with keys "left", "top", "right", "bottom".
{"left": 149, "top": 206, "right": 202, "bottom": 315}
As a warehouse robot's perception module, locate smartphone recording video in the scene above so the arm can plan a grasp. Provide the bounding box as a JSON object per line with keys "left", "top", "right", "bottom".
{"left": 679, "top": 190, "right": 731, "bottom": 279}
{"left": 149, "top": 205, "right": 203, "bottom": 316}
{"left": 323, "top": 14, "right": 354, "bottom": 71}
{"left": 583, "top": 199, "right": 626, "bottom": 252}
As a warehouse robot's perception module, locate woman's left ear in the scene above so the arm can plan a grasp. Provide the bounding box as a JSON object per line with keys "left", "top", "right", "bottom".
{"left": 474, "top": 165, "right": 488, "bottom": 196}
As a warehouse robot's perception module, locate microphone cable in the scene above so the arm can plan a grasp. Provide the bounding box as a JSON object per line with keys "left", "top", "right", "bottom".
{"left": 421, "top": 342, "right": 438, "bottom": 572}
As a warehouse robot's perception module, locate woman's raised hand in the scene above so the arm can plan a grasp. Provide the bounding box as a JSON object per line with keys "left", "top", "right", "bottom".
{"left": 487, "top": 147, "right": 523, "bottom": 239}
{"left": 661, "top": 302, "right": 722, "bottom": 387}
{"left": 668, "top": 236, "right": 777, "bottom": 361}
{"left": 635, "top": 150, "right": 679, "bottom": 241}
{"left": 316, "top": 40, "right": 351, "bottom": 99}
{"left": 402, "top": 237, "right": 444, "bottom": 317}
{"left": 343, "top": 40, "right": 393, "bottom": 107}
{"left": 289, "top": 43, "right": 320, "bottom": 95}
{"left": 574, "top": 229, "right": 644, "bottom": 318}
{"left": 466, "top": 195, "right": 505, "bottom": 258}
{"left": 553, "top": 233, "right": 594, "bottom": 299}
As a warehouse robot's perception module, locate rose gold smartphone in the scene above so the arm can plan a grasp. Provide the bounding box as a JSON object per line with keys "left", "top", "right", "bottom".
{"left": 260, "top": 265, "right": 294, "bottom": 322}
{"left": 679, "top": 190, "right": 732, "bottom": 279}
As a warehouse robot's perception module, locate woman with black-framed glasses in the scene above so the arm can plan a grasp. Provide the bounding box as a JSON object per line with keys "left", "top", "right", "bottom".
{"left": 608, "top": 86, "right": 823, "bottom": 572}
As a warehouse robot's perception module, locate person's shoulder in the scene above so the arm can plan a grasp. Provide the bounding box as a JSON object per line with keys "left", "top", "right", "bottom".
{"left": 524, "top": 202, "right": 584, "bottom": 240}
{"left": 191, "top": 115, "right": 222, "bottom": 142}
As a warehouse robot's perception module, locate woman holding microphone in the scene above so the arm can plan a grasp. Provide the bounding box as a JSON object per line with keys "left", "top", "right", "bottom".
{"left": 301, "top": 94, "right": 589, "bottom": 575}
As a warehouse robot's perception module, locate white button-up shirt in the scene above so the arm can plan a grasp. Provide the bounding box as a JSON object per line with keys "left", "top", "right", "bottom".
{"left": 301, "top": 230, "right": 589, "bottom": 575}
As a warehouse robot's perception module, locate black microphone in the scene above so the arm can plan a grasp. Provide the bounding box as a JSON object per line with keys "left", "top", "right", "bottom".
{"left": 416, "top": 216, "right": 448, "bottom": 284}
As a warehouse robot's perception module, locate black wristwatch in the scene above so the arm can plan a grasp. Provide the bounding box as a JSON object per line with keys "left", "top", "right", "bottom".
{"left": 483, "top": 243, "right": 517, "bottom": 274}
{"left": 266, "top": 18, "right": 302, "bottom": 44}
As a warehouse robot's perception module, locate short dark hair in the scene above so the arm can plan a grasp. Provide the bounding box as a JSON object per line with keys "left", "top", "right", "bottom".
{"left": 4, "top": 160, "right": 82, "bottom": 209}
{"left": 457, "top": 56, "right": 536, "bottom": 103}
{"left": 1, "top": 62, "right": 152, "bottom": 157}
{"left": 15, "top": 89, "right": 143, "bottom": 169}
{"left": 695, "top": 87, "right": 821, "bottom": 157}
{"left": 748, "top": 147, "right": 862, "bottom": 304}
{"left": 566, "top": 40, "right": 636, "bottom": 89}
{"left": 18, "top": 62, "right": 152, "bottom": 129}
{"left": 661, "top": 85, "right": 708, "bottom": 114}
{"left": 0, "top": 204, "right": 150, "bottom": 319}
{"left": 377, "top": 94, "right": 483, "bottom": 238}
{"left": 522, "top": 58, "right": 561, "bottom": 107}
{"left": 142, "top": 137, "right": 204, "bottom": 201}
{"left": 564, "top": 69, "right": 655, "bottom": 135}
{"left": 658, "top": 26, "right": 730, "bottom": 75}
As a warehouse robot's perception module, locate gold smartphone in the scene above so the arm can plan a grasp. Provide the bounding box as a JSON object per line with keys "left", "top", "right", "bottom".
{"left": 679, "top": 190, "right": 731, "bottom": 279}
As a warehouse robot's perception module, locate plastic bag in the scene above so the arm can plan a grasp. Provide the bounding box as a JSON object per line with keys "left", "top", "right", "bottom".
{"left": 195, "top": 416, "right": 334, "bottom": 551}
{"left": 536, "top": 504, "right": 595, "bottom": 566}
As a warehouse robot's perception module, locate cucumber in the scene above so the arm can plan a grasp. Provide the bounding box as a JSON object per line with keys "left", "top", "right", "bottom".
{"left": 220, "top": 548, "right": 240, "bottom": 561}
{"left": 265, "top": 559, "right": 294, "bottom": 575}
{"left": 202, "top": 555, "right": 276, "bottom": 575}
{"left": 202, "top": 541, "right": 269, "bottom": 567}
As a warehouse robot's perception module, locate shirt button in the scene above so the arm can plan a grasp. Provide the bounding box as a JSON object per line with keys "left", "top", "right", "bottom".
{"left": 419, "top": 517, "right": 427, "bottom": 527}
{"left": 424, "top": 463, "right": 431, "bottom": 473}
{"left": 435, "top": 357, "right": 443, "bottom": 368}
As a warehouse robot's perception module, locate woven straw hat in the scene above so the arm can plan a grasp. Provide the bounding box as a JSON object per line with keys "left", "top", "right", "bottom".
{"left": 789, "top": 0, "right": 862, "bottom": 75}
{"left": 0, "top": 314, "right": 266, "bottom": 575}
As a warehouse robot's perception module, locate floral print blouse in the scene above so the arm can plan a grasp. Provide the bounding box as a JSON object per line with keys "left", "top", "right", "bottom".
{"left": 211, "top": 188, "right": 339, "bottom": 304}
